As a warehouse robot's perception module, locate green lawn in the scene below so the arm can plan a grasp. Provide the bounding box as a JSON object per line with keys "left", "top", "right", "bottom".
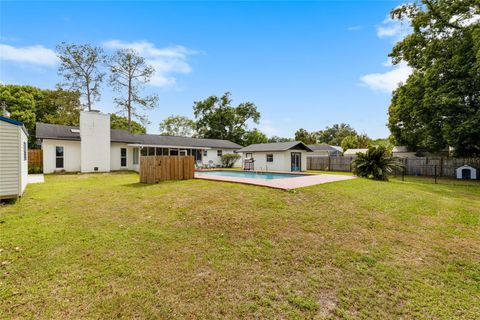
{"left": 1, "top": 173, "right": 479, "bottom": 319}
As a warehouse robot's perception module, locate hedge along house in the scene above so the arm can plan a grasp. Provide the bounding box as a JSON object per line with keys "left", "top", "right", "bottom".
{"left": 36, "top": 111, "right": 242, "bottom": 174}
{"left": 237, "top": 141, "right": 313, "bottom": 172}
{"left": 0, "top": 116, "right": 29, "bottom": 199}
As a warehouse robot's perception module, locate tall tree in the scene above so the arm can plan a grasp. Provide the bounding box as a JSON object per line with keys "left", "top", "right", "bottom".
{"left": 193, "top": 92, "right": 260, "bottom": 145}
{"left": 294, "top": 128, "right": 317, "bottom": 144}
{"left": 387, "top": 0, "right": 480, "bottom": 156}
{"left": 110, "top": 114, "right": 146, "bottom": 134}
{"left": 159, "top": 115, "right": 196, "bottom": 137}
{"left": 244, "top": 128, "right": 268, "bottom": 145}
{"left": 0, "top": 84, "right": 81, "bottom": 146}
{"left": 316, "top": 123, "right": 357, "bottom": 146}
{"left": 56, "top": 43, "right": 106, "bottom": 111}
{"left": 340, "top": 133, "right": 372, "bottom": 151}
{"left": 108, "top": 48, "right": 158, "bottom": 132}
{"left": 268, "top": 136, "right": 293, "bottom": 143}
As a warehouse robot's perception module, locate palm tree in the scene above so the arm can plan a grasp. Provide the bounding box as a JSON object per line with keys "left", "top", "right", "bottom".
{"left": 352, "top": 146, "right": 404, "bottom": 181}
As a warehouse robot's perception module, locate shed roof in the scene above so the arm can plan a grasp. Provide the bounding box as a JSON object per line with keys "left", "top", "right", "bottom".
{"left": 35, "top": 123, "right": 242, "bottom": 149}
{"left": 238, "top": 141, "right": 313, "bottom": 152}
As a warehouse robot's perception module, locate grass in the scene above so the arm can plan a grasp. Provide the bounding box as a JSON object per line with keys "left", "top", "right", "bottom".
{"left": 1, "top": 172, "right": 479, "bottom": 319}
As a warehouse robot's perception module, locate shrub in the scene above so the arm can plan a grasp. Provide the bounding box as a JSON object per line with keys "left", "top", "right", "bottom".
{"left": 221, "top": 153, "right": 241, "bottom": 168}
{"left": 352, "top": 146, "right": 403, "bottom": 181}
{"left": 28, "top": 164, "right": 43, "bottom": 174}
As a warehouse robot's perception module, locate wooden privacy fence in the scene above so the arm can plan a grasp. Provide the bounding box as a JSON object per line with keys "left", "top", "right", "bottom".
{"left": 140, "top": 156, "right": 195, "bottom": 184}
{"left": 307, "top": 155, "right": 480, "bottom": 178}
{"left": 396, "top": 157, "right": 480, "bottom": 178}
{"left": 28, "top": 149, "right": 43, "bottom": 169}
{"left": 307, "top": 156, "right": 355, "bottom": 172}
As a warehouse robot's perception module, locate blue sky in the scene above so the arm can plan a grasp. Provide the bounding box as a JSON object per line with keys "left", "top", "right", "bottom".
{"left": 0, "top": 1, "right": 411, "bottom": 139}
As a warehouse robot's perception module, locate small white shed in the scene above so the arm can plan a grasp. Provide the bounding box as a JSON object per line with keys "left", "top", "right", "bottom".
{"left": 237, "top": 141, "right": 313, "bottom": 172}
{"left": 0, "top": 116, "right": 29, "bottom": 199}
{"left": 456, "top": 165, "right": 477, "bottom": 180}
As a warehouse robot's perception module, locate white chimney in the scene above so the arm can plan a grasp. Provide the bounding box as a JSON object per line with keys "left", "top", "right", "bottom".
{"left": 80, "top": 110, "right": 111, "bottom": 173}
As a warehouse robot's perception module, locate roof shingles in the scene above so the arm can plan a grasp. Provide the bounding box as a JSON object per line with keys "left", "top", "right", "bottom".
{"left": 36, "top": 123, "right": 242, "bottom": 149}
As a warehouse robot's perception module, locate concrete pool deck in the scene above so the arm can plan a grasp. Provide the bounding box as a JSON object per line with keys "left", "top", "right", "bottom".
{"left": 194, "top": 171, "right": 356, "bottom": 190}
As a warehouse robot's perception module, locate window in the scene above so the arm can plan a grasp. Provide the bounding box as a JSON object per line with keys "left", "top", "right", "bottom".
{"left": 217, "top": 150, "right": 223, "bottom": 157}
{"left": 141, "top": 147, "right": 147, "bottom": 156}
{"left": 203, "top": 150, "right": 208, "bottom": 157}
{"left": 162, "top": 148, "right": 169, "bottom": 156}
{"left": 246, "top": 153, "right": 253, "bottom": 159}
{"left": 120, "top": 148, "right": 127, "bottom": 167}
{"left": 266, "top": 154, "right": 273, "bottom": 162}
{"left": 155, "top": 148, "right": 162, "bottom": 156}
{"left": 148, "top": 147, "right": 155, "bottom": 156}
{"left": 23, "top": 142, "right": 27, "bottom": 161}
{"left": 133, "top": 148, "right": 139, "bottom": 165}
{"left": 56, "top": 146, "right": 64, "bottom": 168}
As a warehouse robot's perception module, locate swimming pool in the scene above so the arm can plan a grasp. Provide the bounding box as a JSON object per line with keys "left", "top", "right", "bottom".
{"left": 196, "top": 170, "right": 308, "bottom": 180}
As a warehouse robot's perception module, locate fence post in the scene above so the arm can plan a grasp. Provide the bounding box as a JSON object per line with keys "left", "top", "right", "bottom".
{"left": 434, "top": 165, "right": 437, "bottom": 184}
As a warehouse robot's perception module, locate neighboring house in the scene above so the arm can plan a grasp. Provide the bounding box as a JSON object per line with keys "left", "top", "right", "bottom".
{"left": 307, "top": 143, "right": 343, "bottom": 157}
{"left": 0, "top": 116, "right": 29, "bottom": 199}
{"left": 392, "top": 146, "right": 416, "bottom": 158}
{"left": 237, "top": 141, "right": 313, "bottom": 172}
{"left": 36, "top": 111, "right": 242, "bottom": 174}
{"left": 343, "top": 148, "right": 368, "bottom": 156}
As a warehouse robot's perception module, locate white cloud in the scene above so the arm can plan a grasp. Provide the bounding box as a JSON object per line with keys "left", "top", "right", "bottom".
{"left": 258, "top": 119, "right": 279, "bottom": 137}
{"left": 360, "top": 61, "right": 412, "bottom": 93}
{"left": 376, "top": 16, "right": 411, "bottom": 41}
{"left": 0, "top": 44, "right": 57, "bottom": 66}
{"left": 102, "top": 40, "right": 197, "bottom": 87}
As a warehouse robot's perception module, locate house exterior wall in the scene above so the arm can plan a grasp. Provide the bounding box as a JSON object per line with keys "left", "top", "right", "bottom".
{"left": 42, "top": 139, "right": 81, "bottom": 173}
{"left": 202, "top": 148, "right": 241, "bottom": 167}
{"left": 0, "top": 121, "right": 20, "bottom": 198}
{"left": 20, "top": 128, "right": 28, "bottom": 194}
{"left": 110, "top": 143, "right": 136, "bottom": 171}
{"left": 80, "top": 111, "right": 110, "bottom": 173}
{"left": 241, "top": 150, "right": 308, "bottom": 172}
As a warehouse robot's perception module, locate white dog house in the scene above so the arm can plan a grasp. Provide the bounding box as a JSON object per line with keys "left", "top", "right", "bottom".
{"left": 456, "top": 165, "right": 477, "bottom": 180}
{"left": 0, "top": 116, "right": 29, "bottom": 199}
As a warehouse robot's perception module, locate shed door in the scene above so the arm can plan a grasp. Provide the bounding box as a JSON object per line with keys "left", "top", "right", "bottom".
{"left": 461, "top": 168, "right": 471, "bottom": 179}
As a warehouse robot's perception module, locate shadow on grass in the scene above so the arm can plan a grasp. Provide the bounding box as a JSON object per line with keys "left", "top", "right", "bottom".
{"left": 122, "top": 182, "right": 156, "bottom": 188}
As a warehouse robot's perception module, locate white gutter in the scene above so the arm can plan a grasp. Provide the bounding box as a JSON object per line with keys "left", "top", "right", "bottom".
{"left": 126, "top": 144, "right": 212, "bottom": 150}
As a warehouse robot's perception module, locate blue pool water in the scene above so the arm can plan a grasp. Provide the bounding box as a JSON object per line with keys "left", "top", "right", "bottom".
{"left": 197, "top": 170, "right": 307, "bottom": 180}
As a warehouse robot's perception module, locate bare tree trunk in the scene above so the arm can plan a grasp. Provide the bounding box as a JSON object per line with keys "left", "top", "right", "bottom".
{"left": 127, "top": 76, "right": 132, "bottom": 132}
{"left": 86, "top": 82, "right": 92, "bottom": 111}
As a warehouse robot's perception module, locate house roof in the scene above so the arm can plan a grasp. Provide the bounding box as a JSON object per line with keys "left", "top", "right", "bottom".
{"left": 1, "top": 116, "right": 29, "bottom": 136}
{"left": 344, "top": 148, "right": 368, "bottom": 155}
{"left": 35, "top": 122, "right": 242, "bottom": 149}
{"left": 307, "top": 143, "right": 342, "bottom": 152}
{"left": 238, "top": 141, "right": 313, "bottom": 153}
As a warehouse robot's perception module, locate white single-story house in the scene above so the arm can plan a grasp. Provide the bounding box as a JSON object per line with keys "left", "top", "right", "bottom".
{"left": 307, "top": 143, "right": 343, "bottom": 157}
{"left": 344, "top": 148, "right": 368, "bottom": 156}
{"left": 0, "top": 116, "right": 29, "bottom": 199}
{"left": 36, "top": 111, "right": 243, "bottom": 174}
{"left": 237, "top": 141, "right": 313, "bottom": 172}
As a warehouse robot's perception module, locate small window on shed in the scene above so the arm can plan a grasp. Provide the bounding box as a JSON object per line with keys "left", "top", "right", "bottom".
{"left": 203, "top": 150, "right": 208, "bottom": 156}
{"left": 266, "top": 154, "right": 273, "bottom": 162}
{"left": 217, "top": 150, "right": 223, "bottom": 157}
